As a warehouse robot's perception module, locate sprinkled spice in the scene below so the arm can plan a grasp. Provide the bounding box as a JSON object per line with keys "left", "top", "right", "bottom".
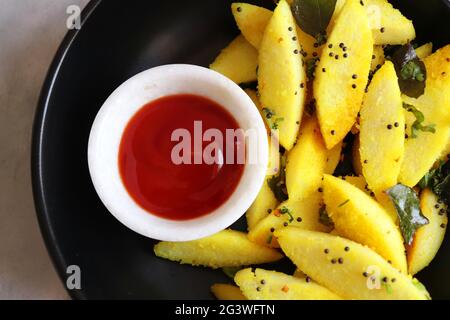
{"left": 339, "top": 43, "right": 344, "bottom": 48}
{"left": 370, "top": 191, "right": 375, "bottom": 197}
{"left": 405, "top": 134, "right": 409, "bottom": 139}
{"left": 335, "top": 55, "right": 339, "bottom": 60}
{"left": 305, "top": 276, "right": 311, "bottom": 283}
{"left": 296, "top": 217, "right": 302, "bottom": 223}
{"left": 261, "top": 280, "right": 266, "bottom": 285}
{"left": 256, "top": 287, "right": 261, "bottom": 291}
{"left": 338, "top": 258, "right": 344, "bottom": 264}
{"left": 435, "top": 204, "right": 440, "bottom": 209}
{"left": 267, "top": 209, "right": 272, "bottom": 213}
{"left": 288, "top": 27, "right": 293, "bottom": 31}
{"left": 439, "top": 208, "right": 445, "bottom": 215}
{"left": 387, "top": 124, "right": 393, "bottom": 130}
{"left": 322, "top": 68, "right": 326, "bottom": 72}
{"left": 292, "top": 36, "right": 297, "bottom": 41}
{"left": 372, "top": 54, "right": 376, "bottom": 59}
{"left": 329, "top": 52, "right": 334, "bottom": 57}
{"left": 382, "top": 277, "right": 388, "bottom": 283}
{"left": 314, "top": 42, "right": 319, "bottom": 48}
{"left": 296, "top": 120, "right": 300, "bottom": 124}
{"left": 300, "top": 83, "right": 305, "bottom": 88}
{"left": 387, "top": 260, "right": 392, "bottom": 264}
{"left": 283, "top": 222, "right": 289, "bottom": 227}
{"left": 328, "top": 44, "right": 333, "bottom": 48}
{"left": 270, "top": 227, "right": 275, "bottom": 233}
{"left": 363, "top": 272, "right": 368, "bottom": 277}
{"left": 344, "top": 246, "right": 350, "bottom": 252}
{"left": 360, "top": 0, "right": 364, "bottom": 5}
{"left": 236, "top": 6, "right": 242, "bottom": 12}
{"left": 324, "top": 248, "right": 329, "bottom": 254}
{"left": 294, "top": 49, "right": 299, "bottom": 54}
{"left": 343, "top": 53, "right": 348, "bottom": 58}
{"left": 313, "top": 52, "right": 318, "bottom": 57}
{"left": 352, "top": 84, "right": 357, "bottom": 89}
{"left": 394, "top": 122, "right": 399, "bottom": 127}
{"left": 281, "top": 285, "right": 289, "bottom": 293}
{"left": 391, "top": 278, "right": 396, "bottom": 283}
{"left": 380, "top": 27, "right": 385, "bottom": 33}
{"left": 318, "top": 187, "right": 323, "bottom": 192}
{"left": 352, "top": 74, "right": 358, "bottom": 79}
{"left": 331, "top": 130, "right": 336, "bottom": 135}
{"left": 441, "top": 223, "right": 446, "bottom": 229}
{"left": 331, "top": 259, "right": 337, "bottom": 264}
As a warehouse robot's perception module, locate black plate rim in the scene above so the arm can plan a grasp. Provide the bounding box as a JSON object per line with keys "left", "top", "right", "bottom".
{"left": 31, "top": 0, "right": 102, "bottom": 300}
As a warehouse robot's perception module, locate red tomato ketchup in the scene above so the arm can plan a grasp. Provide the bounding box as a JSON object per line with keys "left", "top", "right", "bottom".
{"left": 118, "top": 94, "right": 245, "bottom": 220}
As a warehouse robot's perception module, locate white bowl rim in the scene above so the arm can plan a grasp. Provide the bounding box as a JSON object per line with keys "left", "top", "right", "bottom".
{"left": 87, "top": 64, "right": 268, "bottom": 241}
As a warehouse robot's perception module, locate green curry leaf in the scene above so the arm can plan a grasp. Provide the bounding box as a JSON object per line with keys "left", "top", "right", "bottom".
{"left": 291, "top": 0, "right": 337, "bottom": 39}
{"left": 390, "top": 44, "right": 426, "bottom": 98}
{"left": 319, "top": 205, "right": 334, "bottom": 228}
{"left": 419, "top": 160, "right": 450, "bottom": 206}
{"left": 403, "top": 103, "right": 436, "bottom": 138}
{"left": 386, "top": 184, "right": 429, "bottom": 245}
{"left": 267, "top": 154, "right": 288, "bottom": 202}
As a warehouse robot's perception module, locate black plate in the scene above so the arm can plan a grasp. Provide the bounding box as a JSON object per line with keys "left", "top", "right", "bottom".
{"left": 32, "top": 0, "right": 450, "bottom": 299}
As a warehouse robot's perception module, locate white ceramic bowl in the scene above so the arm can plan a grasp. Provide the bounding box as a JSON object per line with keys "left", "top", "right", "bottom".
{"left": 88, "top": 64, "right": 268, "bottom": 241}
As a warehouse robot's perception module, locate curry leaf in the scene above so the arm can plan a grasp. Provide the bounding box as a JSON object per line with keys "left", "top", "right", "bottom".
{"left": 267, "top": 154, "right": 288, "bottom": 202}
{"left": 386, "top": 184, "right": 429, "bottom": 245}
{"left": 401, "top": 61, "right": 425, "bottom": 82}
{"left": 419, "top": 160, "right": 450, "bottom": 206}
{"left": 319, "top": 205, "right": 334, "bottom": 227}
{"left": 291, "top": 0, "right": 337, "bottom": 39}
{"left": 402, "top": 103, "right": 436, "bottom": 138}
{"left": 280, "top": 206, "right": 294, "bottom": 223}
{"left": 390, "top": 44, "right": 426, "bottom": 98}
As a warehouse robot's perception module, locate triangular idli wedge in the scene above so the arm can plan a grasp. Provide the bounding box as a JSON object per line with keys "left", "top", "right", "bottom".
{"left": 257, "top": 0, "right": 306, "bottom": 150}
{"left": 360, "top": 61, "right": 405, "bottom": 196}
{"left": 314, "top": 0, "right": 373, "bottom": 149}
{"left": 407, "top": 189, "right": 448, "bottom": 275}
{"left": 210, "top": 35, "right": 258, "bottom": 84}
{"left": 154, "top": 230, "right": 282, "bottom": 268}
{"left": 235, "top": 268, "right": 341, "bottom": 300}
{"left": 399, "top": 45, "right": 450, "bottom": 187}
{"left": 276, "top": 228, "right": 429, "bottom": 300}
{"left": 322, "top": 174, "right": 407, "bottom": 273}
